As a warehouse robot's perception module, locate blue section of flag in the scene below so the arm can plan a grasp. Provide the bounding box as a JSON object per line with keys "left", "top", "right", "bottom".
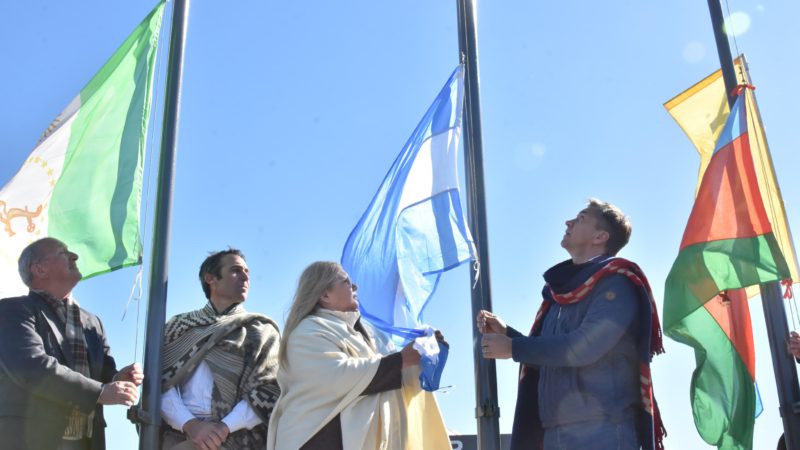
{"left": 755, "top": 381, "right": 763, "bottom": 418}
{"left": 714, "top": 93, "right": 746, "bottom": 154}
{"left": 397, "top": 189, "right": 473, "bottom": 308}
{"left": 341, "top": 65, "right": 474, "bottom": 344}
{"left": 420, "top": 341, "right": 449, "bottom": 392}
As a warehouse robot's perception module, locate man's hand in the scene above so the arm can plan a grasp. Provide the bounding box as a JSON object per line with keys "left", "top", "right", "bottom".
{"left": 97, "top": 380, "right": 138, "bottom": 406}
{"left": 183, "top": 419, "right": 230, "bottom": 450}
{"left": 477, "top": 310, "right": 507, "bottom": 335}
{"left": 789, "top": 331, "right": 800, "bottom": 358}
{"left": 113, "top": 362, "right": 144, "bottom": 386}
{"left": 481, "top": 333, "right": 513, "bottom": 360}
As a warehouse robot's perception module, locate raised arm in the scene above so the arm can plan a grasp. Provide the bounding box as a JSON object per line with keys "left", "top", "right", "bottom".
{"left": 510, "top": 275, "right": 638, "bottom": 367}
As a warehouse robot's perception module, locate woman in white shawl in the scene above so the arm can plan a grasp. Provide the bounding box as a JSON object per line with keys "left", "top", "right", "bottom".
{"left": 267, "top": 261, "right": 450, "bottom": 450}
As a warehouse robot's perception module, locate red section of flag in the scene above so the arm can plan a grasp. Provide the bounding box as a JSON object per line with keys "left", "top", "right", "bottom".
{"left": 704, "top": 288, "right": 756, "bottom": 379}
{"left": 680, "top": 130, "right": 772, "bottom": 249}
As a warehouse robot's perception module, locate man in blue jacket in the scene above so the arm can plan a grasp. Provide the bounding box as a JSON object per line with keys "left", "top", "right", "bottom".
{"left": 0, "top": 237, "right": 142, "bottom": 450}
{"left": 478, "top": 199, "right": 665, "bottom": 450}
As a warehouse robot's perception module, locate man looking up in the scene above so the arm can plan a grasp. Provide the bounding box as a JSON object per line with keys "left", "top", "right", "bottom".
{"left": 0, "top": 237, "right": 142, "bottom": 450}
{"left": 160, "top": 249, "right": 280, "bottom": 450}
{"left": 478, "top": 199, "right": 665, "bottom": 450}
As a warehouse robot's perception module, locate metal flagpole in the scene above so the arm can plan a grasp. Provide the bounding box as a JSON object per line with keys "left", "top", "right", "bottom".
{"left": 706, "top": 0, "right": 738, "bottom": 108}
{"left": 135, "top": 0, "right": 191, "bottom": 448}
{"left": 455, "top": 0, "right": 502, "bottom": 449}
{"left": 759, "top": 281, "right": 800, "bottom": 449}
{"left": 706, "top": 1, "right": 800, "bottom": 448}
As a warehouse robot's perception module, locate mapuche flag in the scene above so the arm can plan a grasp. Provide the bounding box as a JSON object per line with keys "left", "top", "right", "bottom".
{"left": 664, "top": 57, "right": 799, "bottom": 287}
{"left": 0, "top": 2, "right": 165, "bottom": 298}
{"left": 663, "top": 86, "right": 791, "bottom": 449}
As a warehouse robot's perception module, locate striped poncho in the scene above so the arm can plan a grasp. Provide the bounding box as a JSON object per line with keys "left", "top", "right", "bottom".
{"left": 162, "top": 302, "right": 281, "bottom": 449}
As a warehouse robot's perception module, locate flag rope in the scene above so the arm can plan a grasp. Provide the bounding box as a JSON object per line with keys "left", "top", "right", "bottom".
{"left": 789, "top": 282, "right": 800, "bottom": 331}
{"left": 783, "top": 279, "right": 794, "bottom": 300}
{"left": 124, "top": 2, "right": 169, "bottom": 364}
{"left": 723, "top": 0, "right": 743, "bottom": 60}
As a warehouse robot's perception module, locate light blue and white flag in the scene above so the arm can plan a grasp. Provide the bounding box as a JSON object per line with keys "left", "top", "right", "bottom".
{"left": 341, "top": 65, "right": 475, "bottom": 344}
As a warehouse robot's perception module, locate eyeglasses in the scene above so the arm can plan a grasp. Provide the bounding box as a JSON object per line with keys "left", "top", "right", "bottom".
{"left": 333, "top": 278, "right": 358, "bottom": 291}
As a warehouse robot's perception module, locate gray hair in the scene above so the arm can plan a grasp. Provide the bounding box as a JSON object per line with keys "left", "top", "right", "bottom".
{"left": 18, "top": 237, "right": 62, "bottom": 287}
{"left": 279, "top": 261, "right": 346, "bottom": 366}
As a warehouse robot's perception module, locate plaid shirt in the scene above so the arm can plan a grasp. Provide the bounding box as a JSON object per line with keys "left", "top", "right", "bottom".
{"left": 35, "top": 290, "right": 94, "bottom": 439}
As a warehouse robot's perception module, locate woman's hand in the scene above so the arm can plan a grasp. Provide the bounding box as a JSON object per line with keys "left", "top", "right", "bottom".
{"left": 400, "top": 342, "right": 421, "bottom": 368}
{"left": 435, "top": 329, "right": 449, "bottom": 349}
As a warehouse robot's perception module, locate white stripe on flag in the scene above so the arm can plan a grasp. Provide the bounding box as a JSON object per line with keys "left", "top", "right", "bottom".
{"left": 398, "top": 128, "right": 461, "bottom": 212}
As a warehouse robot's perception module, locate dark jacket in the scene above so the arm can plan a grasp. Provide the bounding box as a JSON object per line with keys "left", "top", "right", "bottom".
{"left": 0, "top": 291, "right": 117, "bottom": 450}
{"left": 509, "top": 273, "right": 641, "bottom": 427}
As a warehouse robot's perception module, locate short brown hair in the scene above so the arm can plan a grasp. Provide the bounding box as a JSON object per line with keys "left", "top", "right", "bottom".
{"left": 199, "top": 248, "right": 245, "bottom": 299}
{"left": 584, "top": 198, "right": 631, "bottom": 256}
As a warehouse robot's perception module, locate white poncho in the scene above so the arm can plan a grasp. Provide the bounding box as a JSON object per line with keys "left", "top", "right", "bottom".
{"left": 267, "top": 309, "right": 450, "bottom": 450}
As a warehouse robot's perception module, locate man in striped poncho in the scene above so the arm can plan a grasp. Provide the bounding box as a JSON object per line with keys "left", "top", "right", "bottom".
{"left": 160, "top": 249, "right": 281, "bottom": 450}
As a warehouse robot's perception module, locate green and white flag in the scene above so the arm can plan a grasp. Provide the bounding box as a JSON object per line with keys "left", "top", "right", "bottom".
{"left": 0, "top": 2, "right": 165, "bottom": 298}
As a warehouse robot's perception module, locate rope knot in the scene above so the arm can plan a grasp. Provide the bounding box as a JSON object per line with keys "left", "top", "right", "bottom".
{"left": 731, "top": 84, "right": 756, "bottom": 97}
{"left": 782, "top": 279, "right": 794, "bottom": 300}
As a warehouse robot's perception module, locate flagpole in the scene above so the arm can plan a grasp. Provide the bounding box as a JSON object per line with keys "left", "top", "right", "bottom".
{"left": 707, "top": 1, "right": 800, "bottom": 447}
{"left": 455, "top": 0, "right": 501, "bottom": 449}
{"left": 760, "top": 281, "right": 800, "bottom": 448}
{"left": 706, "top": 0, "right": 738, "bottom": 107}
{"left": 134, "top": 0, "right": 190, "bottom": 448}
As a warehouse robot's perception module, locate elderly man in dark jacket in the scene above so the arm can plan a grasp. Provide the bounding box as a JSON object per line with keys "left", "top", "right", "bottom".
{"left": 0, "top": 237, "right": 142, "bottom": 450}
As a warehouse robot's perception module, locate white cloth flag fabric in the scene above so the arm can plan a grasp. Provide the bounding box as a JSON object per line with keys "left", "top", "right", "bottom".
{"left": 0, "top": 3, "right": 164, "bottom": 298}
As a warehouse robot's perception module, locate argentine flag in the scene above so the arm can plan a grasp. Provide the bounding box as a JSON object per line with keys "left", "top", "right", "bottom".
{"left": 341, "top": 65, "right": 475, "bottom": 341}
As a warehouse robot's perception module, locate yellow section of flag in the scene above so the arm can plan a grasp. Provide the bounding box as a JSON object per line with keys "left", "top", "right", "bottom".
{"left": 401, "top": 366, "right": 452, "bottom": 450}
{"left": 664, "top": 55, "right": 799, "bottom": 286}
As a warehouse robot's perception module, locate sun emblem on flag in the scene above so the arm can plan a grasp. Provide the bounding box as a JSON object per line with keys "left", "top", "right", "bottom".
{"left": 0, "top": 200, "right": 43, "bottom": 237}
{"left": 0, "top": 154, "right": 57, "bottom": 239}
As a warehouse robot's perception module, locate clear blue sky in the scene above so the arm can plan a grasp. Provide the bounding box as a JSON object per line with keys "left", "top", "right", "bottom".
{"left": 2, "top": 1, "right": 799, "bottom": 448}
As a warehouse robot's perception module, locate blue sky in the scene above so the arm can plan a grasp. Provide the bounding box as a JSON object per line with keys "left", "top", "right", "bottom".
{"left": 2, "top": 1, "right": 799, "bottom": 448}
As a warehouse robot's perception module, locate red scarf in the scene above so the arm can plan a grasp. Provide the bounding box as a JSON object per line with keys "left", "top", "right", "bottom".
{"left": 523, "top": 258, "right": 666, "bottom": 450}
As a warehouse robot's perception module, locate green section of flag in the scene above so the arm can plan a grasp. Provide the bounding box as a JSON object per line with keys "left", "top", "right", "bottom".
{"left": 49, "top": 2, "right": 165, "bottom": 278}
{"left": 666, "top": 304, "right": 755, "bottom": 449}
{"left": 664, "top": 233, "right": 790, "bottom": 330}
{"left": 664, "top": 232, "right": 789, "bottom": 450}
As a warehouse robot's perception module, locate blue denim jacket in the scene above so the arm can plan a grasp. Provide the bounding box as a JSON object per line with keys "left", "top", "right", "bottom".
{"left": 509, "top": 274, "right": 641, "bottom": 428}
